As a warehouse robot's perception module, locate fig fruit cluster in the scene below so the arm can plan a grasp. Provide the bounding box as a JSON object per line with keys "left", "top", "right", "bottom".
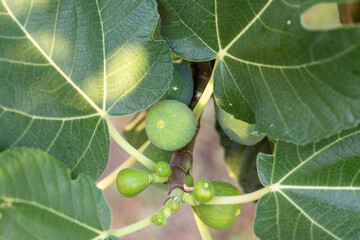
{"left": 116, "top": 161, "right": 171, "bottom": 198}
{"left": 192, "top": 181, "right": 242, "bottom": 230}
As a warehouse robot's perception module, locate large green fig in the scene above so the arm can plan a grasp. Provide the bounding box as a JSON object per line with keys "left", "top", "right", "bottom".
{"left": 116, "top": 168, "right": 153, "bottom": 198}
{"left": 215, "top": 104, "right": 265, "bottom": 145}
{"left": 162, "top": 63, "right": 194, "bottom": 106}
{"left": 145, "top": 100, "right": 196, "bottom": 151}
{"left": 192, "top": 181, "right": 242, "bottom": 230}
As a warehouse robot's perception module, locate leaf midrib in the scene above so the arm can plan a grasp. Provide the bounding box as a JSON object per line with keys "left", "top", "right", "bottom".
{"left": 1, "top": 0, "right": 105, "bottom": 116}
{"left": 272, "top": 129, "right": 360, "bottom": 185}
{"left": 278, "top": 190, "right": 342, "bottom": 240}
{"left": 95, "top": 0, "right": 107, "bottom": 112}
{"left": 0, "top": 105, "right": 101, "bottom": 120}
{"left": 1, "top": 197, "right": 105, "bottom": 235}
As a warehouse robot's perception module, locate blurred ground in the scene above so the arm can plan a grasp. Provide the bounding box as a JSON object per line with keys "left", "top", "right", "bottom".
{"left": 98, "top": 101, "right": 258, "bottom": 240}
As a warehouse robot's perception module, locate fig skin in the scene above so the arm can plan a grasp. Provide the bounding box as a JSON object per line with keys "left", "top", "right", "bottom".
{"left": 192, "top": 181, "right": 242, "bottom": 230}
{"left": 155, "top": 161, "right": 171, "bottom": 178}
{"left": 216, "top": 105, "right": 265, "bottom": 145}
{"left": 116, "top": 168, "right": 153, "bottom": 198}
{"left": 162, "top": 63, "right": 194, "bottom": 106}
{"left": 152, "top": 212, "right": 167, "bottom": 226}
{"left": 145, "top": 100, "right": 196, "bottom": 151}
{"left": 193, "top": 180, "right": 215, "bottom": 203}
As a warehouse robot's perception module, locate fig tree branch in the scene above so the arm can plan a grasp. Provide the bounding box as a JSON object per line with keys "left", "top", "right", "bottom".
{"left": 338, "top": 2, "right": 360, "bottom": 24}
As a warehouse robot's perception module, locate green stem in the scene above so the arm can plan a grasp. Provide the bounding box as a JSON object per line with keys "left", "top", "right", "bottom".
{"left": 205, "top": 187, "right": 271, "bottom": 205}
{"left": 110, "top": 193, "right": 181, "bottom": 238}
{"left": 193, "top": 210, "right": 212, "bottom": 240}
{"left": 152, "top": 174, "right": 169, "bottom": 183}
{"left": 192, "top": 59, "right": 220, "bottom": 121}
{"left": 106, "top": 117, "right": 156, "bottom": 171}
{"left": 96, "top": 140, "right": 151, "bottom": 190}
{"left": 109, "top": 215, "right": 153, "bottom": 237}
{"left": 192, "top": 73, "right": 214, "bottom": 121}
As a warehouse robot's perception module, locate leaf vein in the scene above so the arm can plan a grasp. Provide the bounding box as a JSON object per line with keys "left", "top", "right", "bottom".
{"left": 276, "top": 130, "right": 360, "bottom": 184}
{"left": 278, "top": 191, "right": 341, "bottom": 240}
{"left": 0, "top": 197, "right": 104, "bottom": 234}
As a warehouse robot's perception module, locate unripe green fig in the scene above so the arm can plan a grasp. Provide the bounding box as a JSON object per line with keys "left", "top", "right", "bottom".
{"left": 215, "top": 104, "right": 264, "bottom": 145}
{"left": 185, "top": 174, "right": 194, "bottom": 187}
{"left": 136, "top": 144, "right": 172, "bottom": 192}
{"left": 193, "top": 180, "right": 215, "bottom": 203}
{"left": 145, "top": 100, "right": 196, "bottom": 151}
{"left": 166, "top": 198, "right": 180, "bottom": 212}
{"left": 116, "top": 168, "right": 153, "bottom": 198}
{"left": 152, "top": 212, "right": 167, "bottom": 226}
{"left": 192, "top": 181, "right": 242, "bottom": 230}
{"left": 162, "top": 63, "right": 194, "bottom": 106}
{"left": 155, "top": 161, "right": 171, "bottom": 178}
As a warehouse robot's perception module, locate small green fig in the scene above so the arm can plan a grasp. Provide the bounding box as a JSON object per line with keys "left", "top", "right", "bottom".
{"left": 145, "top": 100, "right": 196, "bottom": 151}
{"left": 136, "top": 144, "right": 172, "bottom": 192}
{"left": 215, "top": 104, "right": 265, "bottom": 145}
{"left": 185, "top": 174, "right": 194, "bottom": 187}
{"left": 152, "top": 212, "right": 167, "bottom": 226}
{"left": 116, "top": 168, "right": 153, "bottom": 198}
{"left": 192, "top": 181, "right": 242, "bottom": 230}
{"left": 166, "top": 198, "right": 180, "bottom": 212}
{"left": 155, "top": 161, "right": 171, "bottom": 178}
{"left": 193, "top": 180, "right": 215, "bottom": 203}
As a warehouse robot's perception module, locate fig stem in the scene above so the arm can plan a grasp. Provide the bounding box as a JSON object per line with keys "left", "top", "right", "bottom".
{"left": 205, "top": 186, "right": 272, "bottom": 205}
{"left": 182, "top": 183, "right": 194, "bottom": 192}
{"left": 96, "top": 140, "right": 151, "bottom": 190}
{"left": 109, "top": 214, "right": 153, "bottom": 237}
{"left": 192, "top": 59, "right": 220, "bottom": 121}
{"left": 193, "top": 210, "right": 213, "bottom": 240}
{"left": 106, "top": 116, "right": 156, "bottom": 171}
{"left": 111, "top": 190, "right": 184, "bottom": 237}
{"left": 192, "top": 73, "right": 213, "bottom": 121}
{"left": 152, "top": 174, "right": 169, "bottom": 183}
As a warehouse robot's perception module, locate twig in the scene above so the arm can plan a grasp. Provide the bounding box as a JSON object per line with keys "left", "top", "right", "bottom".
{"left": 338, "top": 2, "right": 360, "bottom": 24}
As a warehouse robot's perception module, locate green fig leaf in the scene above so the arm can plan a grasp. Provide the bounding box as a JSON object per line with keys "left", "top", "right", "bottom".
{"left": 0, "top": 148, "right": 114, "bottom": 240}
{"left": 0, "top": 0, "right": 172, "bottom": 179}
{"left": 254, "top": 126, "right": 360, "bottom": 239}
{"left": 158, "top": 0, "right": 360, "bottom": 144}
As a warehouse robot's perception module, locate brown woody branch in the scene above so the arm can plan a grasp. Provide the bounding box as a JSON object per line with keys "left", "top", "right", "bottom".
{"left": 338, "top": 2, "right": 360, "bottom": 25}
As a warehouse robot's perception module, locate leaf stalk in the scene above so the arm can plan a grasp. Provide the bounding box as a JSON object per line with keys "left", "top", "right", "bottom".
{"left": 106, "top": 117, "right": 156, "bottom": 171}
{"left": 206, "top": 187, "right": 272, "bottom": 205}
{"left": 96, "top": 140, "right": 151, "bottom": 190}
{"left": 193, "top": 210, "right": 213, "bottom": 240}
